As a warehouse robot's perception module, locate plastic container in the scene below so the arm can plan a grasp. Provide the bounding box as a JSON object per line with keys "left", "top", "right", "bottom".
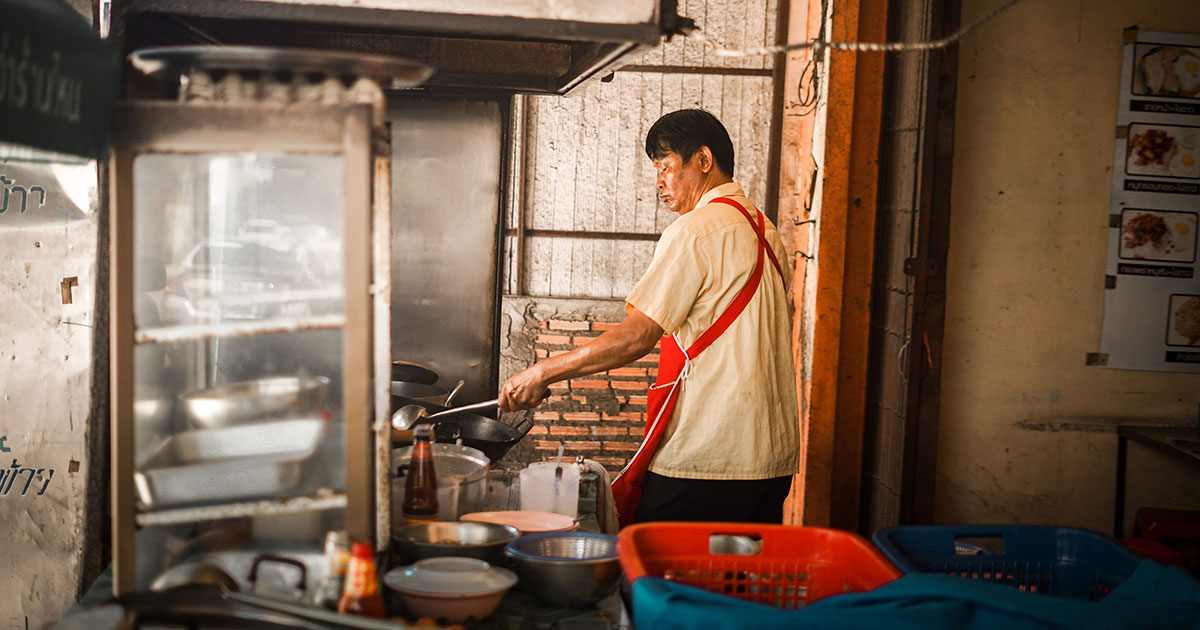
{"left": 617, "top": 522, "right": 901, "bottom": 609}
{"left": 871, "top": 525, "right": 1141, "bottom": 600}
{"left": 1118, "top": 537, "right": 1186, "bottom": 566}
{"left": 519, "top": 461, "right": 580, "bottom": 517}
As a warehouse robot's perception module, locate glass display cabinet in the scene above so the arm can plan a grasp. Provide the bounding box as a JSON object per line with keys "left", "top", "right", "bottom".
{"left": 108, "top": 47, "right": 429, "bottom": 595}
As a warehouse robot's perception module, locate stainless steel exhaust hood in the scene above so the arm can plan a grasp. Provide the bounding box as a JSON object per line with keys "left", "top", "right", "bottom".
{"left": 113, "top": 0, "right": 693, "bottom": 94}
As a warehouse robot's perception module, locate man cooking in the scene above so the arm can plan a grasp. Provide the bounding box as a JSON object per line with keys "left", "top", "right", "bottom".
{"left": 499, "top": 109, "right": 799, "bottom": 525}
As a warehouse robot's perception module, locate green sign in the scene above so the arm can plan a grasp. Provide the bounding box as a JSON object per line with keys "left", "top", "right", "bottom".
{"left": 0, "top": 0, "right": 120, "bottom": 159}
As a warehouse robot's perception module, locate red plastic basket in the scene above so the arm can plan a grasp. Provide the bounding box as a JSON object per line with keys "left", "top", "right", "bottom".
{"left": 617, "top": 522, "right": 902, "bottom": 609}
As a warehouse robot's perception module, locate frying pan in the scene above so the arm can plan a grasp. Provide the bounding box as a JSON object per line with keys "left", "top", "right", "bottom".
{"left": 390, "top": 360, "right": 438, "bottom": 385}
{"left": 390, "top": 395, "right": 532, "bottom": 463}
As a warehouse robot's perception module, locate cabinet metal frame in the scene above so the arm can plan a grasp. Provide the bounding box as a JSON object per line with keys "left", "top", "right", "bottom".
{"left": 108, "top": 100, "right": 382, "bottom": 595}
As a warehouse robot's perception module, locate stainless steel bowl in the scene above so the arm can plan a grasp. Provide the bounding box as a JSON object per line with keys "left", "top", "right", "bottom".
{"left": 182, "top": 376, "right": 329, "bottom": 429}
{"left": 394, "top": 521, "right": 520, "bottom": 566}
{"left": 504, "top": 532, "right": 621, "bottom": 608}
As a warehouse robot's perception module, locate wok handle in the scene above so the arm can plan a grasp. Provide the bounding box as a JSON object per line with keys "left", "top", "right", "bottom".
{"left": 391, "top": 429, "right": 414, "bottom": 443}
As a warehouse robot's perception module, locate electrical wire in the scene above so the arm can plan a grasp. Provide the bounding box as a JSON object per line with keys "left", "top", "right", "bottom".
{"left": 690, "top": 0, "right": 1025, "bottom": 56}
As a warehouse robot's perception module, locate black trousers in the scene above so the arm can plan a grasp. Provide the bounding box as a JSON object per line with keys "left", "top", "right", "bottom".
{"left": 633, "top": 471, "right": 793, "bottom": 524}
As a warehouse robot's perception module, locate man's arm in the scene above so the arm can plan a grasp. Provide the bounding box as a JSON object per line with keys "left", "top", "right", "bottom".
{"left": 498, "top": 308, "right": 664, "bottom": 411}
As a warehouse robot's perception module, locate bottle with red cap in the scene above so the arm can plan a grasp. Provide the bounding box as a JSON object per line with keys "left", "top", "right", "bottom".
{"left": 337, "top": 541, "right": 386, "bottom": 618}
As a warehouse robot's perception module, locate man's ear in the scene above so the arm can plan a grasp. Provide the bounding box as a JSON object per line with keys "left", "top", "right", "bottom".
{"left": 697, "top": 146, "right": 713, "bottom": 173}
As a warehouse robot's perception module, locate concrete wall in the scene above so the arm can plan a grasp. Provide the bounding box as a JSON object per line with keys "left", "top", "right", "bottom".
{"left": 938, "top": 0, "right": 1200, "bottom": 532}
{"left": 0, "top": 158, "right": 99, "bottom": 627}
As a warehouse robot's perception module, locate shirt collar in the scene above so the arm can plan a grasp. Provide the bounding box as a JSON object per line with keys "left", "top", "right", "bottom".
{"left": 694, "top": 181, "right": 746, "bottom": 211}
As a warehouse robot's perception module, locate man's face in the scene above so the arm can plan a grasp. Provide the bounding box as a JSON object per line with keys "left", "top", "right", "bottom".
{"left": 653, "top": 150, "right": 707, "bottom": 215}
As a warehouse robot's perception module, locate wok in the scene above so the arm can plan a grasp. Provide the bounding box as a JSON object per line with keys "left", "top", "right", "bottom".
{"left": 390, "top": 395, "right": 532, "bottom": 463}
{"left": 391, "top": 360, "right": 438, "bottom": 385}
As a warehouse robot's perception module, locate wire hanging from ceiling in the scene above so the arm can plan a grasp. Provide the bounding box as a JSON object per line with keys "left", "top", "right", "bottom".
{"left": 689, "top": 0, "right": 1025, "bottom": 57}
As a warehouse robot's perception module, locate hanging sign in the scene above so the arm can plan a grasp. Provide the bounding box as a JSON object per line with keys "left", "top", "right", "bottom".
{"left": 1100, "top": 29, "right": 1200, "bottom": 372}
{"left": 0, "top": 0, "right": 120, "bottom": 159}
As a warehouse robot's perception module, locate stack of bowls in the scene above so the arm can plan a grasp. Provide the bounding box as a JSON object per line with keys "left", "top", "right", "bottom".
{"left": 503, "top": 532, "right": 621, "bottom": 608}
{"left": 383, "top": 557, "right": 517, "bottom": 623}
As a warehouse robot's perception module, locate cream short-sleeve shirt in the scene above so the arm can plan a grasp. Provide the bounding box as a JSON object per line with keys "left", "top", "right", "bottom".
{"left": 625, "top": 182, "right": 800, "bottom": 480}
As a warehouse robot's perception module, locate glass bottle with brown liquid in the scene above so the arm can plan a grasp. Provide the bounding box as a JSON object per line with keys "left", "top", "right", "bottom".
{"left": 337, "top": 541, "right": 385, "bottom": 618}
{"left": 402, "top": 424, "right": 439, "bottom": 525}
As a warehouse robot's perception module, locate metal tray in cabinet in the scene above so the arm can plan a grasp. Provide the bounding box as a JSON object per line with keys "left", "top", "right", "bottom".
{"left": 134, "top": 418, "right": 329, "bottom": 509}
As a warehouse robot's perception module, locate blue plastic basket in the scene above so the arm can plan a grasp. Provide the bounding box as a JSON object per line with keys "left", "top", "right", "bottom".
{"left": 871, "top": 525, "right": 1141, "bottom": 601}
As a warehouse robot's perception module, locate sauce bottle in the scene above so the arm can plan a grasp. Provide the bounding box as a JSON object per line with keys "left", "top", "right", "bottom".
{"left": 337, "top": 541, "right": 385, "bottom": 618}
{"left": 402, "top": 424, "right": 439, "bottom": 524}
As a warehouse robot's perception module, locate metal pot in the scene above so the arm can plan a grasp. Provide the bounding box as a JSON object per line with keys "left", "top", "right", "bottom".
{"left": 391, "top": 443, "right": 489, "bottom": 535}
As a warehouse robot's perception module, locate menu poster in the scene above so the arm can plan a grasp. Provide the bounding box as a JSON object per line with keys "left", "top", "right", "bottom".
{"left": 1101, "top": 29, "right": 1200, "bottom": 373}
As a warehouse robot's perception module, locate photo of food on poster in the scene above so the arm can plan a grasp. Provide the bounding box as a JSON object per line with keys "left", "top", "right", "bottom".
{"left": 1100, "top": 29, "right": 1200, "bottom": 373}
{"left": 1167, "top": 294, "right": 1200, "bottom": 347}
{"left": 1125, "top": 123, "right": 1199, "bottom": 179}
{"left": 1134, "top": 43, "right": 1200, "bottom": 100}
{"left": 1120, "top": 209, "right": 1198, "bottom": 263}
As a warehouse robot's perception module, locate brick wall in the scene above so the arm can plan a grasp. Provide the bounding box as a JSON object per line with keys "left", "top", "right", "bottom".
{"left": 526, "top": 319, "right": 659, "bottom": 471}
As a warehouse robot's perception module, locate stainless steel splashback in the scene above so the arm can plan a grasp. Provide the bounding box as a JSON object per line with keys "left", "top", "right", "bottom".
{"left": 389, "top": 97, "right": 503, "bottom": 405}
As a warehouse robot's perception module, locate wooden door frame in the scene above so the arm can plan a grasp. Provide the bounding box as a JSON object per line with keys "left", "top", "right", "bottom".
{"left": 778, "top": 0, "right": 888, "bottom": 529}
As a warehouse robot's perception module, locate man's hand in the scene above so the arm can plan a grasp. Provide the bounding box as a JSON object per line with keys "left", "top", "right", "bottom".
{"left": 498, "top": 365, "right": 549, "bottom": 412}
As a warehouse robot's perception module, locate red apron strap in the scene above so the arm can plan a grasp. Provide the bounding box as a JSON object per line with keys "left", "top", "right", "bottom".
{"left": 710, "top": 197, "right": 785, "bottom": 283}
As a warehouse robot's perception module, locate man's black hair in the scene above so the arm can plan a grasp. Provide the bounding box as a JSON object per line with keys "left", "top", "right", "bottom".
{"left": 644, "top": 109, "right": 735, "bottom": 177}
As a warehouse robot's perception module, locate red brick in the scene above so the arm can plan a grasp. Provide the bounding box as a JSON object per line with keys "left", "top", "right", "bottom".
{"left": 535, "top": 333, "right": 571, "bottom": 345}
{"left": 610, "top": 380, "right": 646, "bottom": 391}
{"left": 594, "top": 456, "right": 627, "bottom": 469}
{"left": 562, "top": 411, "right": 600, "bottom": 422}
{"left": 628, "top": 427, "right": 644, "bottom": 435}
{"left": 591, "top": 321, "right": 621, "bottom": 331}
{"left": 564, "top": 441, "right": 601, "bottom": 450}
{"left": 547, "top": 319, "right": 591, "bottom": 331}
{"left": 601, "top": 413, "right": 629, "bottom": 421}
{"left": 646, "top": 367, "right": 658, "bottom": 377}
{"left": 534, "top": 440, "right": 561, "bottom": 450}
{"left": 534, "top": 349, "right": 548, "bottom": 359}
{"left": 532, "top": 411, "right": 560, "bottom": 421}
{"left": 549, "top": 349, "right": 573, "bottom": 357}
{"left": 620, "top": 412, "right": 644, "bottom": 420}
{"left": 603, "top": 441, "right": 640, "bottom": 452}
{"left": 627, "top": 396, "right": 647, "bottom": 406}
{"left": 527, "top": 425, "right": 548, "bottom": 435}
{"left": 572, "top": 336, "right": 596, "bottom": 347}
{"left": 608, "top": 367, "right": 646, "bottom": 377}
{"left": 568, "top": 379, "right": 608, "bottom": 390}
{"left": 549, "top": 426, "right": 590, "bottom": 436}
{"left": 590, "top": 426, "right": 627, "bottom": 436}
